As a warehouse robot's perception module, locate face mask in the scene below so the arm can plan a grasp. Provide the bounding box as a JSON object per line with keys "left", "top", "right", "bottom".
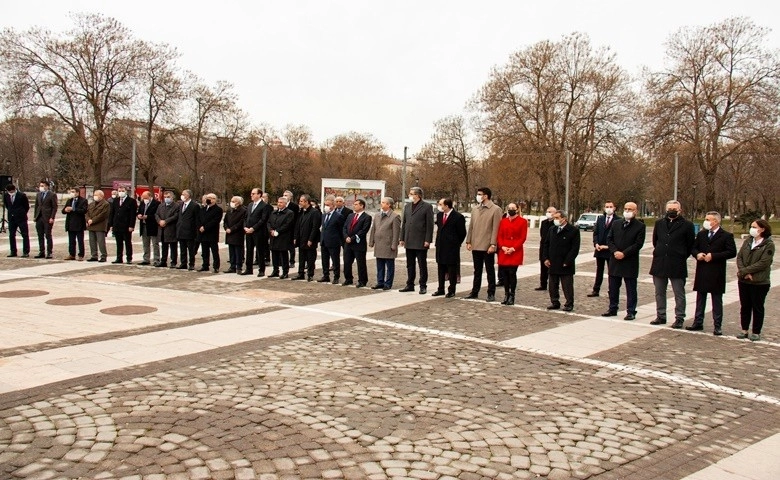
{"left": 749, "top": 227, "right": 760, "bottom": 238}
{"left": 180, "top": 195, "right": 186, "bottom": 202}
{"left": 143, "top": 199, "right": 150, "bottom": 204}
{"left": 230, "top": 202, "right": 237, "bottom": 209}
{"left": 206, "top": 199, "right": 212, "bottom": 205}
{"left": 553, "top": 219, "right": 562, "bottom": 227}
{"left": 702, "top": 220, "right": 712, "bottom": 231}
{"left": 623, "top": 211, "right": 634, "bottom": 220}
{"left": 437, "top": 206, "right": 444, "bottom": 213}
{"left": 545, "top": 212, "right": 553, "bottom": 219}
{"left": 666, "top": 210, "right": 679, "bottom": 219}
{"left": 164, "top": 198, "right": 172, "bottom": 205}
{"left": 323, "top": 205, "right": 331, "bottom": 213}
{"left": 39, "top": 186, "right": 46, "bottom": 192}
{"left": 408, "top": 195, "right": 415, "bottom": 202}
{"left": 475, "top": 194, "right": 483, "bottom": 204}
{"left": 93, "top": 195, "right": 100, "bottom": 201}
{"left": 118, "top": 191, "right": 127, "bottom": 199}
{"left": 604, "top": 207, "right": 614, "bottom": 215}
{"left": 507, "top": 209, "right": 517, "bottom": 216}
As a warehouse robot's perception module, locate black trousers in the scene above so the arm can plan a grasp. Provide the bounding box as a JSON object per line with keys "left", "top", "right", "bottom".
{"left": 343, "top": 245, "right": 367, "bottom": 284}
{"left": 471, "top": 250, "right": 496, "bottom": 296}
{"left": 738, "top": 282, "right": 770, "bottom": 334}
{"left": 161, "top": 241, "right": 177, "bottom": 265}
{"left": 499, "top": 266, "right": 518, "bottom": 295}
{"left": 245, "top": 232, "right": 267, "bottom": 273}
{"left": 36, "top": 218, "right": 54, "bottom": 255}
{"left": 8, "top": 217, "right": 30, "bottom": 255}
{"left": 608, "top": 275, "right": 638, "bottom": 314}
{"left": 538, "top": 260, "right": 549, "bottom": 288}
{"left": 437, "top": 263, "right": 458, "bottom": 294}
{"left": 114, "top": 230, "right": 133, "bottom": 261}
{"left": 549, "top": 273, "right": 574, "bottom": 308}
{"left": 321, "top": 243, "right": 341, "bottom": 280}
{"left": 67, "top": 230, "right": 85, "bottom": 257}
{"left": 693, "top": 291, "right": 723, "bottom": 329}
{"left": 200, "top": 241, "right": 220, "bottom": 269}
{"left": 405, "top": 248, "right": 429, "bottom": 287}
{"left": 593, "top": 256, "right": 609, "bottom": 292}
{"left": 178, "top": 238, "right": 196, "bottom": 267}
{"left": 298, "top": 247, "right": 317, "bottom": 277}
{"left": 271, "top": 249, "right": 289, "bottom": 274}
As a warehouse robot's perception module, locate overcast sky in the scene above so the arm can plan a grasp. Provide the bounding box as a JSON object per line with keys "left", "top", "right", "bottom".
{"left": 4, "top": 1, "right": 779, "bottom": 158}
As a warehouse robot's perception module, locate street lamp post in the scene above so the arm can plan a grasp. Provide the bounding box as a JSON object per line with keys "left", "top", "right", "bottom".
{"left": 692, "top": 183, "right": 697, "bottom": 220}
{"left": 279, "top": 170, "right": 283, "bottom": 196}
{"left": 743, "top": 189, "right": 748, "bottom": 214}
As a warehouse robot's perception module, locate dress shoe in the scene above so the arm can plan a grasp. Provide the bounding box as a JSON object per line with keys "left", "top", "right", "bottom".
{"left": 624, "top": 314, "right": 636, "bottom": 321}
{"left": 87, "top": 257, "right": 98, "bottom": 262}
{"left": 98, "top": 258, "right": 107, "bottom": 263}
{"left": 307, "top": 276, "right": 313, "bottom": 282}
{"left": 465, "top": 292, "right": 479, "bottom": 299}
{"left": 289, "top": 261, "right": 295, "bottom": 268}
{"left": 419, "top": 287, "right": 427, "bottom": 295}
{"left": 534, "top": 286, "right": 547, "bottom": 291}
{"left": 547, "top": 304, "right": 561, "bottom": 310}
{"left": 224, "top": 268, "right": 237, "bottom": 273}
{"left": 749, "top": 333, "right": 761, "bottom": 342}
{"left": 77, "top": 256, "right": 84, "bottom": 261}
{"left": 332, "top": 278, "right": 340, "bottom": 285}
{"left": 486, "top": 294, "right": 496, "bottom": 302}
{"left": 371, "top": 285, "right": 384, "bottom": 290}
{"left": 188, "top": 266, "right": 195, "bottom": 271}
{"left": 155, "top": 262, "right": 166, "bottom": 268}
{"left": 713, "top": 329, "right": 723, "bottom": 336}
{"left": 342, "top": 280, "right": 354, "bottom": 286}
{"left": 45, "top": 255, "right": 53, "bottom": 259}
{"left": 506, "top": 294, "right": 515, "bottom": 306}
{"left": 431, "top": 291, "right": 445, "bottom": 297}
{"left": 685, "top": 324, "right": 704, "bottom": 331}
{"left": 382, "top": 286, "right": 392, "bottom": 291}
{"left": 562, "top": 305, "right": 573, "bottom": 312}
{"left": 670, "top": 321, "right": 684, "bottom": 329}
{"left": 445, "top": 292, "right": 455, "bottom": 298}
{"left": 7, "top": 254, "right": 17, "bottom": 258}
{"left": 601, "top": 311, "right": 617, "bottom": 317}
{"left": 279, "top": 274, "right": 288, "bottom": 279}
{"left": 586, "top": 291, "right": 599, "bottom": 297}
{"left": 21, "top": 253, "right": 30, "bottom": 258}
{"left": 34, "top": 253, "right": 45, "bottom": 258}
{"left": 317, "top": 277, "right": 331, "bottom": 283}
{"left": 212, "top": 268, "right": 220, "bottom": 273}
{"left": 198, "top": 266, "right": 210, "bottom": 272}
{"left": 139, "top": 261, "right": 151, "bottom": 266}
{"left": 650, "top": 319, "right": 666, "bottom": 325}
{"left": 257, "top": 272, "right": 266, "bottom": 278}
{"left": 239, "top": 270, "right": 253, "bottom": 276}
{"left": 112, "top": 259, "right": 123, "bottom": 264}
{"left": 64, "top": 255, "right": 76, "bottom": 260}
{"left": 500, "top": 295, "right": 509, "bottom": 305}
{"left": 356, "top": 283, "right": 366, "bottom": 288}
{"left": 268, "top": 271, "right": 279, "bottom": 278}
{"left": 398, "top": 286, "right": 415, "bottom": 292}
{"left": 736, "top": 332, "right": 749, "bottom": 339}
{"left": 290, "top": 275, "right": 305, "bottom": 280}
{"left": 169, "top": 263, "right": 177, "bottom": 268}
{"left": 496, "top": 280, "right": 504, "bottom": 287}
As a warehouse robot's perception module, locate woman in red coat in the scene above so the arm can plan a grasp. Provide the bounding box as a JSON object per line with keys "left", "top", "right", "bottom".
{"left": 497, "top": 203, "right": 528, "bottom": 305}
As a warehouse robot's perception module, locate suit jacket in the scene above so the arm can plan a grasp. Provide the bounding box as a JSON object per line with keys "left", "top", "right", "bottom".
{"left": 320, "top": 209, "right": 346, "bottom": 249}
{"left": 245, "top": 200, "right": 272, "bottom": 236}
{"left": 539, "top": 217, "right": 554, "bottom": 261}
{"left": 335, "top": 206, "right": 352, "bottom": 220}
{"left": 593, "top": 214, "right": 621, "bottom": 259}
{"left": 342, "top": 211, "right": 372, "bottom": 252}
{"left": 198, "top": 204, "right": 224, "bottom": 243}
{"left": 294, "top": 207, "right": 322, "bottom": 250}
{"left": 607, "top": 218, "right": 646, "bottom": 278}
{"left": 3, "top": 191, "right": 30, "bottom": 223}
{"left": 370, "top": 210, "right": 401, "bottom": 259}
{"left": 109, "top": 196, "right": 138, "bottom": 232}
{"left": 224, "top": 206, "right": 247, "bottom": 246}
{"left": 176, "top": 201, "right": 200, "bottom": 241}
{"left": 542, "top": 223, "right": 581, "bottom": 275}
{"left": 692, "top": 228, "right": 737, "bottom": 293}
{"left": 268, "top": 208, "right": 295, "bottom": 250}
{"left": 497, "top": 215, "right": 529, "bottom": 267}
{"left": 155, "top": 200, "right": 180, "bottom": 243}
{"left": 34, "top": 190, "right": 57, "bottom": 222}
{"left": 61, "top": 195, "right": 88, "bottom": 232}
{"left": 435, "top": 209, "right": 467, "bottom": 265}
{"left": 136, "top": 199, "right": 160, "bottom": 237}
{"left": 649, "top": 216, "right": 695, "bottom": 279}
{"left": 86, "top": 199, "right": 110, "bottom": 232}
{"left": 400, "top": 200, "right": 434, "bottom": 249}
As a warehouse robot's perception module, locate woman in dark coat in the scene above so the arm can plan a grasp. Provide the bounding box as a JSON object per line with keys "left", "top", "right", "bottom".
{"left": 223, "top": 195, "right": 247, "bottom": 273}
{"left": 736, "top": 219, "right": 774, "bottom": 341}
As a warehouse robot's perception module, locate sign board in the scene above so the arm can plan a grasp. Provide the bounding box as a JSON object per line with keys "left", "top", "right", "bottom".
{"left": 321, "top": 178, "right": 386, "bottom": 212}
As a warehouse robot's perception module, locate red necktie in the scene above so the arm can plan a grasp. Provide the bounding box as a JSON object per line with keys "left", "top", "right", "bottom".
{"left": 443, "top": 213, "right": 448, "bottom": 225}
{"left": 350, "top": 214, "right": 359, "bottom": 232}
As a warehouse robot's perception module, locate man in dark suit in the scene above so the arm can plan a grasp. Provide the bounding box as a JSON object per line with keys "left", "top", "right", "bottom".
{"left": 318, "top": 196, "right": 346, "bottom": 284}
{"left": 198, "top": 193, "right": 223, "bottom": 273}
{"left": 4, "top": 183, "right": 30, "bottom": 257}
{"left": 268, "top": 196, "right": 295, "bottom": 278}
{"left": 61, "top": 187, "right": 88, "bottom": 260}
{"left": 535, "top": 206, "right": 557, "bottom": 290}
{"left": 176, "top": 189, "right": 199, "bottom": 270}
{"left": 136, "top": 190, "right": 160, "bottom": 265}
{"left": 399, "top": 186, "right": 435, "bottom": 294}
{"left": 155, "top": 190, "right": 179, "bottom": 268}
{"left": 649, "top": 200, "right": 695, "bottom": 327}
{"left": 687, "top": 211, "right": 737, "bottom": 335}
{"left": 432, "top": 198, "right": 467, "bottom": 298}
{"left": 543, "top": 210, "right": 581, "bottom": 311}
{"left": 292, "top": 194, "right": 321, "bottom": 281}
{"left": 334, "top": 196, "right": 353, "bottom": 219}
{"left": 34, "top": 179, "right": 58, "bottom": 258}
{"left": 589, "top": 201, "right": 620, "bottom": 297}
{"left": 342, "top": 199, "right": 372, "bottom": 287}
{"left": 283, "top": 190, "right": 300, "bottom": 268}
{"left": 108, "top": 186, "right": 138, "bottom": 264}
{"left": 241, "top": 188, "right": 272, "bottom": 276}
{"left": 604, "top": 202, "right": 646, "bottom": 320}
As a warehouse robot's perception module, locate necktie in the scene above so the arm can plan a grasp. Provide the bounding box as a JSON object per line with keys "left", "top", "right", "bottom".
{"left": 708, "top": 231, "right": 714, "bottom": 240}
{"left": 558, "top": 226, "right": 562, "bottom": 233}
{"left": 443, "top": 213, "right": 448, "bottom": 225}
{"left": 350, "top": 214, "right": 359, "bottom": 232}
{"left": 324, "top": 212, "right": 330, "bottom": 226}
{"left": 251, "top": 202, "right": 256, "bottom": 213}
{"left": 605, "top": 216, "right": 611, "bottom": 228}
{"left": 72, "top": 198, "right": 77, "bottom": 209}
{"left": 120, "top": 199, "right": 124, "bottom": 207}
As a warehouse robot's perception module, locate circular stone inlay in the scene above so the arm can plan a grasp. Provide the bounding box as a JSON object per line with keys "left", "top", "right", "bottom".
{"left": 0, "top": 289, "right": 49, "bottom": 298}
{"left": 100, "top": 305, "right": 158, "bottom": 315}
{"left": 46, "top": 297, "right": 102, "bottom": 306}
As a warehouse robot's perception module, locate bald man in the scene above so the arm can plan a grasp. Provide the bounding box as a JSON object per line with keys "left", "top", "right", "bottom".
{"left": 603, "top": 202, "right": 646, "bottom": 321}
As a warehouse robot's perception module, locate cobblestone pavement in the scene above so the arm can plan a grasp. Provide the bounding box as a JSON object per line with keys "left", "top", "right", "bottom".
{"left": 0, "top": 224, "right": 778, "bottom": 479}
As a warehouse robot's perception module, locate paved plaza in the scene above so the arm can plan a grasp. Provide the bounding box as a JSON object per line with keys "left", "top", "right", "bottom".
{"left": 0, "top": 220, "right": 778, "bottom": 479}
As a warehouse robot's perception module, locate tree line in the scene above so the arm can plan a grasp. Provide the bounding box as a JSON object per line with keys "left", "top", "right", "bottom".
{"left": 1, "top": 14, "right": 779, "bottom": 219}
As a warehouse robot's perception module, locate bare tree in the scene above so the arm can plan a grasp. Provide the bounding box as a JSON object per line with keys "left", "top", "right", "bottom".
{"left": 418, "top": 115, "right": 478, "bottom": 202}
{"left": 322, "top": 132, "right": 389, "bottom": 180}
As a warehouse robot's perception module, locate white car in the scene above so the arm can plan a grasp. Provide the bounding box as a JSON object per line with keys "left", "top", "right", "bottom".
{"left": 574, "top": 213, "right": 599, "bottom": 231}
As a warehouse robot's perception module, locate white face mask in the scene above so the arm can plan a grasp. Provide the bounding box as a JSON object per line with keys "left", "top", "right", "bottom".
{"left": 702, "top": 220, "right": 712, "bottom": 231}
{"left": 143, "top": 199, "right": 150, "bottom": 204}
{"left": 623, "top": 210, "right": 634, "bottom": 220}
{"left": 93, "top": 195, "right": 100, "bottom": 201}
{"left": 39, "top": 186, "right": 46, "bottom": 192}
{"left": 604, "top": 207, "right": 614, "bottom": 215}
{"left": 475, "top": 194, "right": 483, "bottom": 204}
{"left": 323, "top": 205, "right": 331, "bottom": 213}
{"left": 749, "top": 227, "right": 760, "bottom": 238}
{"left": 118, "top": 191, "right": 127, "bottom": 199}
{"left": 437, "top": 205, "right": 444, "bottom": 213}
{"left": 408, "top": 195, "right": 415, "bottom": 202}
{"left": 180, "top": 195, "right": 187, "bottom": 202}
{"left": 230, "top": 202, "right": 237, "bottom": 209}
{"left": 545, "top": 212, "right": 553, "bottom": 219}
{"left": 553, "top": 219, "right": 562, "bottom": 227}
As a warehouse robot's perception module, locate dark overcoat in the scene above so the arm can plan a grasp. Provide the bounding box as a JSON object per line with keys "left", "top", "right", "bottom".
{"left": 435, "top": 209, "right": 467, "bottom": 265}
{"left": 62, "top": 196, "right": 88, "bottom": 232}
{"left": 224, "top": 206, "right": 247, "bottom": 246}
{"left": 607, "top": 219, "right": 646, "bottom": 278}
{"left": 649, "top": 216, "right": 695, "bottom": 278}
{"left": 155, "top": 201, "right": 180, "bottom": 243}
{"left": 692, "top": 228, "right": 737, "bottom": 293}
{"left": 268, "top": 208, "right": 295, "bottom": 250}
{"left": 543, "top": 223, "right": 581, "bottom": 275}
{"left": 198, "top": 204, "right": 224, "bottom": 243}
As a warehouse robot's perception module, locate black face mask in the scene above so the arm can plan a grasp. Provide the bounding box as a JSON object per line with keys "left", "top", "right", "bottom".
{"left": 507, "top": 210, "right": 517, "bottom": 216}
{"left": 205, "top": 199, "right": 212, "bottom": 205}
{"left": 666, "top": 210, "right": 679, "bottom": 219}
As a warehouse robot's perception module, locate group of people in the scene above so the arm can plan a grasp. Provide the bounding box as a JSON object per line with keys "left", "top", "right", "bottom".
{"left": 3, "top": 182, "right": 774, "bottom": 340}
